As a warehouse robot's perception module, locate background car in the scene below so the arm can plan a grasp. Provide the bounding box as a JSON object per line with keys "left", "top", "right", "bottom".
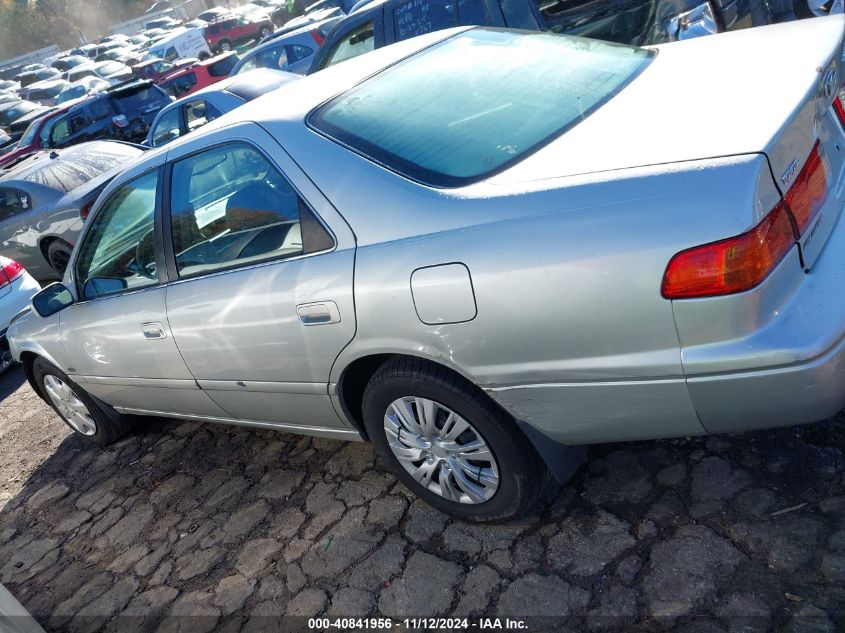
{"left": 14, "top": 68, "right": 60, "bottom": 88}
{"left": 260, "top": 6, "right": 342, "bottom": 43}
{"left": 50, "top": 55, "right": 89, "bottom": 72}
{"left": 147, "top": 68, "right": 300, "bottom": 147}
{"left": 45, "top": 79, "right": 172, "bottom": 148}
{"left": 197, "top": 7, "right": 231, "bottom": 22}
{"left": 233, "top": 22, "right": 334, "bottom": 75}
{"left": 0, "top": 141, "right": 145, "bottom": 279}
{"left": 0, "top": 101, "right": 46, "bottom": 141}
{"left": 0, "top": 100, "right": 88, "bottom": 168}
{"left": 55, "top": 76, "right": 110, "bottom": 105}
{"left": 157, "top": 51, "right": 240, "bottom": 98}
{"left": 0, "top": 93, "right": 19, "bottom": 106}
{"left": 204, "top": 14, "right": 274, "bottom": 52}
{"left": 65, "top": 61, "right": 133, "bottom": 86}
{"left": 308, "top": 0, "right": 775, "bottom": 73}
{"left": 19, "top": 79, "right": 70, "bottom": 106}
{"left": 0, "top": 257, "right": 39, "bottom": 372}
{"left": 146, "top": 26, "right": 213, "bottom": 61}
{"left": 0, "top": 80, "right": 20, "bottom": 93}
{"left": 5, "top": 104, "right": 54, "bottom": 144}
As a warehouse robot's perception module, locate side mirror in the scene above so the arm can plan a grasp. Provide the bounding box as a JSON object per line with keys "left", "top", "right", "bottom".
{"left": 32, "top": 282, "right": 74, "bottom": 317}
{"left": 82, "top": 276, "right": 127, "bottom": 299}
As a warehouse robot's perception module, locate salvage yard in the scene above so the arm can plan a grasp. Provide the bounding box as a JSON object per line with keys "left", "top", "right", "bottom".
{"left": 0, "top": 365, "right": 843, "bottom": 631}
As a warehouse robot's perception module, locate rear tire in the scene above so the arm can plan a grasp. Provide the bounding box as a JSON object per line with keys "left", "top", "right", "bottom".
{"left": 33, "top": 358, "right": 135, "bottom": 447}
{"left": 46, "top": 239, "right": 73, "bottom": 278}
{"left": 362, "top": 357, "right": 543, "bottom": 522}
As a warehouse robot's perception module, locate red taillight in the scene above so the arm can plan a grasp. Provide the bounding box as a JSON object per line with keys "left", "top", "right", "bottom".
{"left": 784, "top": 140, "right": 829, "bottom": 234}
{"left": 661, "top": 202, "right": 796, "bottom": 299}
{"left": 80, "top": 198, "right": 95, "bottom": 220}
{"left": 834, "top": 94, "right": 845, "bottom": 130}
{"left": 0, "top": 259, "right": 24, "bottom": 289}
{"left": 311, "top": 29, "right": 324, "bottom": 46}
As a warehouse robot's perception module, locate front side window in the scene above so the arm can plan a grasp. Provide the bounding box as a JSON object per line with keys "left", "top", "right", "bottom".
{"left": 169, "top": 144, "right": 332, "bottom": 277}
{"left": 151, "top": 107, "right": 182, "bottom": 147}
{"left": 75, "top": 171, "right": 159, "bottom": 300}
{"left": 236, "top": 57, "right": 258, "bottom": 74}
{"left": 321, "top": 21, "right": 374, "bottom": 69}
{"left": 259, "top": 46, "right": 287, "bottom": 69}
{"left": 49, "top": 117, "right": 71, "bottom": 147}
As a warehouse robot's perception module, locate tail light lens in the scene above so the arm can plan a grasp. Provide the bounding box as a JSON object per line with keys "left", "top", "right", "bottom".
{"left": 0, "top": 259, "right": 24, "bottom": 289}
{"left": 311, "top": 29, "right": 324, "bottom": 46}
{"left": 784, "top": 140, "right": 829, "bottom": 234}
{"left": 662, "top": 202, "right": 796, "bottom": 299}
{"left": 834, "top": 93, "right": 845, "bottom": 130}
{"left": 80, "top": 197, "right": 95, "bottom": 220}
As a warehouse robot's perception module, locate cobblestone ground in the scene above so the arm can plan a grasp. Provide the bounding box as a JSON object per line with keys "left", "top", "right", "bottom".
{"left": 1, "top": 364, "right": 844, "bottom": 632}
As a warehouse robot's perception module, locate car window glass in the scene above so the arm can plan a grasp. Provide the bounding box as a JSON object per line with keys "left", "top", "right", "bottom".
{"left": 184, "top": 100, "right": 213, "bottom": 132}
{"left": 322, "top": 21, "right": 374, "bottom": 68}
{"left": 237, "top": 57, "right": 258, "bottom": 73}
{"left": 49, "top": 118, "right": 71, "bottom": 146}
{"left": 165, "top": 47, "right": 178, "bottom": 62}
{"left": 457, "top": 0, "right": 491, "bottom": 24}
{"left": 290, "top": 44, "right": 313, "bottom": 62}
{"left": 257, "top": 46, "right": 287, "bottom": 69}
{"left": 75, "top": 171, "right": 159, "bottom": 300}
{"left": 393, "top": 0, "right": 457, "bottom": 41}
{"left": 169, "top": 144, "right": 331, "bottom": 277}
{"left": 209, "top": 54, "right": 239, "bottom": 76}
{"left": 0, "top": 189, "right": 29, "bottom": 220}
{"left": 89, "top": 98, "right": 113, "bottom": 120}
{"left": 152, "top": 107, "right": 182, "bottom": 146}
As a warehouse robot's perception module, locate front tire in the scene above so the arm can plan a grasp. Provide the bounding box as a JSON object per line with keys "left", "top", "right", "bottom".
{"left": 33, "top": 358, "right": 135, "bottom": 447}
{"left": 219, "top": 39, "right": 232, "bottom": 53}
{"left": 362, "top": 358, "right": 543, "bottom": 522}
{"left": 259, "top": 26, "right": 271, "bottom": 39}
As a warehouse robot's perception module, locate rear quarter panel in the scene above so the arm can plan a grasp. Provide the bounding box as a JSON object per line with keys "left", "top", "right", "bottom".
{"left": 322, "top": 152, "right": 780, "bottom": 444}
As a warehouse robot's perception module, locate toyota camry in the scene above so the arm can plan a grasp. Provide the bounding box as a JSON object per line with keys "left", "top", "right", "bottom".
{"left": 7, "top": 16, "right": 845, "bottom": 521}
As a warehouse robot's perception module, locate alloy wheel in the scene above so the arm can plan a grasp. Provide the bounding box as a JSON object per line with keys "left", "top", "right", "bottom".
{"left": 383, "top": 396, "right": 499, "bottom": 504}
{"left": 43, "top": 375, "right": 97, "bottom": 435}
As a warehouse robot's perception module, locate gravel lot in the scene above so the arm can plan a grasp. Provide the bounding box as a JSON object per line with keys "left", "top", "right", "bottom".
{"left": 0, "top": 364, "right": 844, "bottom": 632}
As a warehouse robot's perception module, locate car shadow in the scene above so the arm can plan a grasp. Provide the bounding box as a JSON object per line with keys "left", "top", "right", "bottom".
{"left": 0, "top": 365, "right": 27, "bottom": 404}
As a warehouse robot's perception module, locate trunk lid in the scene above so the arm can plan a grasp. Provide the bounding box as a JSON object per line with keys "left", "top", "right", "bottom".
{"left": 490, "top": 15, "right": 845, "bottom": 191}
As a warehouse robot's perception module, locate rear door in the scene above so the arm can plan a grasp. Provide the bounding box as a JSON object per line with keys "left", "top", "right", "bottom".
{"left": 162, "top": 123, "right": 357, "bottom": 430}
{"left": 58, "top": 157, "right": 229, "bottom": 417}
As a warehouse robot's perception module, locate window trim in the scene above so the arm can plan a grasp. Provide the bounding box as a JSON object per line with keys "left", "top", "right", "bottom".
{"left": 161, "top": 139, "right": 338, "bottom": 285}
{"left": 70, "top": 165, "right": 168, "bottom": 305}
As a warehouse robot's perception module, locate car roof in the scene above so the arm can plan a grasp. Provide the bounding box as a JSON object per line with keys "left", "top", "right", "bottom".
{"left": 0, "top": 141, "right": 145, "bottom": 191}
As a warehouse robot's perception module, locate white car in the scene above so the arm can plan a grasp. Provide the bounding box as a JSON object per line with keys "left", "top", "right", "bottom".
{"left": 0, "top": 256, "right": 39, "bottom": 371}
{"left": 65, "top": 61, "right": 133, "bottom": 86}
{"left": 55, "top": 76, "right": 110, "bottom": 105}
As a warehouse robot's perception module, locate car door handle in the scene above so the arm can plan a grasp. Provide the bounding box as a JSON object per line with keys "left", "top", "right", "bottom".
{"left": 141, "top": 322, "right": 167, "bottom": 339}
{"left": 296, "top": 301, "right": 341, "bottom": 326}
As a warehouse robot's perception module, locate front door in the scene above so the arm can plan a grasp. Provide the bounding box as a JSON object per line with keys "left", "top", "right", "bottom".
{"left": 59, "top": 165, "right": 230, "bottom": 418}
{"left": 162, "top": 125, "right": 356, "bottom": 430}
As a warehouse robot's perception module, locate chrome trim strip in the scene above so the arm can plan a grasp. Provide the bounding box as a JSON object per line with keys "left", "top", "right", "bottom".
{"left": 80, "top": 376, "right": 198, "bottom": 389}
{"left": 197, "top": 380, "right": 327, "bottom": 394}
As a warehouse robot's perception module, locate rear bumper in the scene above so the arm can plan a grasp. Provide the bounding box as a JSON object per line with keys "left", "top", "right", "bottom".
{"left": 683, "top": 197, "right": 845, "bottom": 434}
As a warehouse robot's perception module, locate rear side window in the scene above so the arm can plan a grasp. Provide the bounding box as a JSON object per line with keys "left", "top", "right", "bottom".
{"left": 393, "top": 0, "right": 457, "bottom": 41}
{"left": 0, "top": 188, "right": 30, "bottom": 220}
{"left": 309, "top": 29, "right": 654, "bottom": 187}
{"left": 290, "top": 44, "right": 313, "bottom": 62}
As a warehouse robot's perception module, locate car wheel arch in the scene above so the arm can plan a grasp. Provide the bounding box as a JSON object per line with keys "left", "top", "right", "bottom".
{"left": 336, "top": 352, "right": 513, "bottom": 440}
{"left": 20, "top": 352, "right": 45, "bottom": 400}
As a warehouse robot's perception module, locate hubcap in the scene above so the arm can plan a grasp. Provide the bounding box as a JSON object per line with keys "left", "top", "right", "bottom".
{"left": 383, "top": 397, "right": 499, "bottom": 504}
{"left": 43, "top": 375, "right": 97, "bottom": 436}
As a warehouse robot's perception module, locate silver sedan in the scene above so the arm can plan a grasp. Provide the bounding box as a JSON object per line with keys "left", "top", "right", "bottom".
{"left": 8, "top": 16, "right": 845, "bottom": 521}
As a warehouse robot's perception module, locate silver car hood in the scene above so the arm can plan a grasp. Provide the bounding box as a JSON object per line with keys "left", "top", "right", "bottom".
{"left": 490, "top": 15, "right": 844, "bottom": 184}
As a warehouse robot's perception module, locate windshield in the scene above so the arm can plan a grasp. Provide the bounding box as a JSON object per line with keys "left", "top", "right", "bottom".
{"left": 310, "top": 29, "right": 654, "bottom": 187}
{"left": 57, "top": 85, "right": 85, "bottom": 104}
{"left": 16, "top": 117, "right": 43, "bottom": 148}
{"left": 97, "top": 61, "right": 124, "bottom": 76}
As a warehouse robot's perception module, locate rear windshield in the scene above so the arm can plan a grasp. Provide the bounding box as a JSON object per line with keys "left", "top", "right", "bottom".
{"left": 22, "top": 144, "right": 143, "bottom": 192}
{"left": 112, "top": 85, "right": 169, "bottom": 113}
{"left": 309, "top": 28, "right": 653, "bottom": 187}
{"left": 209, "top": 54, "right": 239, "bottom": 77}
